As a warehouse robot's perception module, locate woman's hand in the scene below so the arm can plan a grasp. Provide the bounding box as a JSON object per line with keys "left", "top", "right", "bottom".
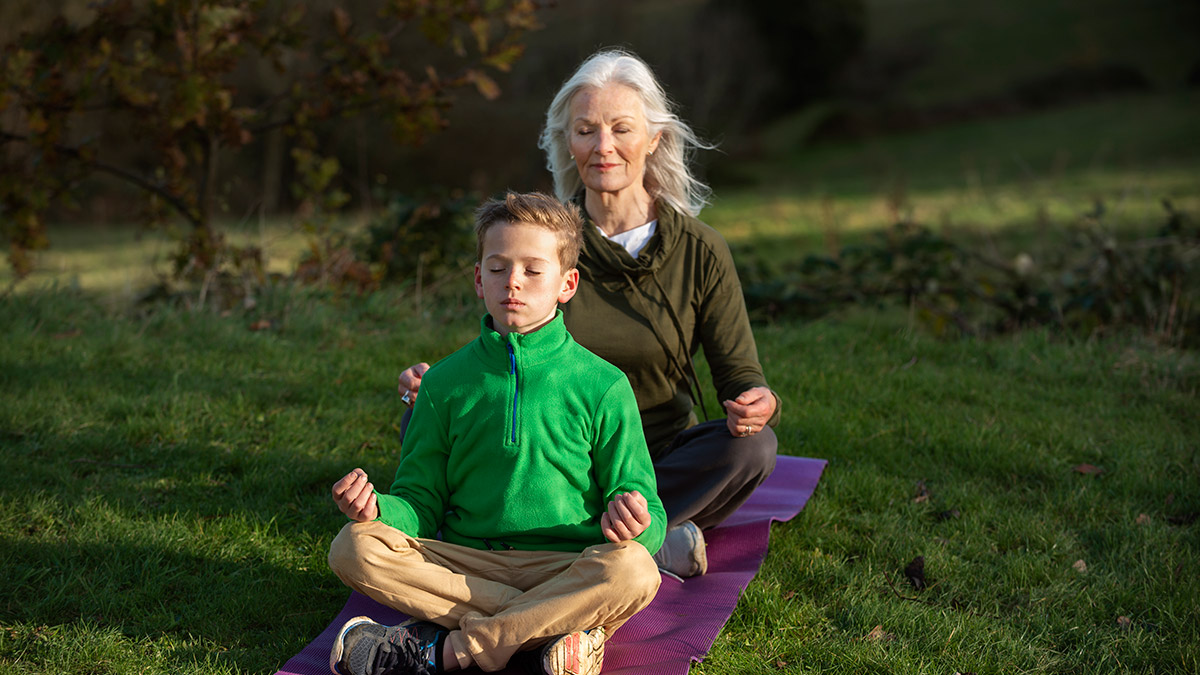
{"left": 723, "top": 386, "right": 777, "bottom": 438}
{"left": 332, "top": 468, "right": 379, "bottom": 522}
{"left": 397, "top": 362, "right": 430, "bottom": 407}
{"left": 601, "top": 491, "right": 651, "bottom": 543}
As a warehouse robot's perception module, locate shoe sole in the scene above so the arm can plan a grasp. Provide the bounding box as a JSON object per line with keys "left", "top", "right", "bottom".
{"left": 542, "top": 626, "right": 606, "bottom": 675}
{"left": 329, "top": 615, "right": 375, "bottom": 675}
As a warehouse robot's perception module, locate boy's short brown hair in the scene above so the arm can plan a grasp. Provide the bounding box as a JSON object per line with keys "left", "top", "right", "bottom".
{"left": 474, "top": 191, "right": 584, "bottom": 271}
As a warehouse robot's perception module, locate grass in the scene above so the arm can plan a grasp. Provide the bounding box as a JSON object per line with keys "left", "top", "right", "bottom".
{"left": 2, "top": 55, "right": 1199, "bottom": 675}
{"left": 715, "top": 92, "right": 1200, "bottom": 258}
{"left": 2, "top": 285, "right": 1197, "bottom": 674}
{"left": 697, "top": 315, "right": 1199, "bottom": 673}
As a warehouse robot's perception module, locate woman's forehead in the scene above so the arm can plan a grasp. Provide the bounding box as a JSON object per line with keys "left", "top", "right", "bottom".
{"left": 570, "top": 84, "right": 645, "bottom": 121}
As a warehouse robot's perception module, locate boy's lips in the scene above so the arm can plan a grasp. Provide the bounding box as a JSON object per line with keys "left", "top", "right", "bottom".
{"left": 501, "top": 298, "right": 524, "bottom": 308}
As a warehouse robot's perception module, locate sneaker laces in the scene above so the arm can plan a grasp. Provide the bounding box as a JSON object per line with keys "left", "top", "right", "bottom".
{"left": 370, "top": 624, "right": 441, "bottom": 675}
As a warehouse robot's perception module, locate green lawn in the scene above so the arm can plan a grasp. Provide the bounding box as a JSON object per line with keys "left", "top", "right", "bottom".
{"left": 2, "top": 71, "right": 1199, "bottom": 675}
{"left": 2, "top": 286, "right": 1196, "bottom": 674}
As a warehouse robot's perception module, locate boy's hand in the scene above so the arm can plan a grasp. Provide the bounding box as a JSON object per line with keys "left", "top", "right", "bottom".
{"left": 601, "top": 491, "right": 651, "bottom": 543}
{"left": 332, "top": 468, "right": 379, "bottom": 522}
{"left": 398, "top": 362, "right": 430, "bottom": 406}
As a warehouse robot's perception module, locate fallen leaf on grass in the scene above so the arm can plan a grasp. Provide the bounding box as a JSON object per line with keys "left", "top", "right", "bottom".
{"left": 249, "top": 319, "right": 273, "bottom": 331}
{"left": 1072, "top": 559, "right": 1088, "bottom": 574}
{"left": 936, "top": 508, "right": 961, "bottom": 521}
{"left": 775, "top": 659, "right": 788, "bottom": 668}
{"left": 864, "top": 625, "right": 896, "bottom": 642}
{"left": 782, "top": 590, "right": 796, "bottom": 601}
{"left": 1072, "top": 463, "right": 1104, "bottom": 476}
{"left": 1117, "top": 616, "right": 1132, "bottom": 631}
{"left": 913, "top": 480, "right": 931, "bottom": 503}
{"left": 904, "top": 556, "right": 926, "bottom": 591}
{"left": 1136, "top": 513, "right": 1151, "bottom": 526}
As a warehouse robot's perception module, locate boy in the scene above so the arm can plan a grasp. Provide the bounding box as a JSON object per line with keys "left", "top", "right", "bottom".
{"left": 327, "top": 191, "right": 665, "bottom": 675}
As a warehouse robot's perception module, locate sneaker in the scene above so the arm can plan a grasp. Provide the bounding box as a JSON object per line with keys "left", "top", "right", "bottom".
{"left": 534, "top": 627, "right": 607, "bottom": 675}
{"left": 652, "top": 520, "right": 708, "bottom": 578}
{"left": 330, "top": 615, "right": 447, "bottom": 675}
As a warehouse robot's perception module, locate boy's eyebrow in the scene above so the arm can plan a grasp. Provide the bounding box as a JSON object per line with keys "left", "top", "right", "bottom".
{"left": 484, "top": 252, "right": 553, "bottom": 263}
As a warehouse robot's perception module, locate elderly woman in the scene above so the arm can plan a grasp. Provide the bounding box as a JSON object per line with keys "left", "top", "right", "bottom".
{"left": 399, "top": 49, "right": 779, "bottom": 578}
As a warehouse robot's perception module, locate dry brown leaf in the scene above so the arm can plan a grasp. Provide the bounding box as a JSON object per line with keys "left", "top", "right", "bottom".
{"left": 1073, "top": 463, "right": 1104, "bottom": 476}
{"left": 904, "top": 556, "right": 927, "bottom": 591}
{"left": 865, "top": 625, "right": 896, "bottom": 642}
{"left": 775, "top": 659, "right": 788, "bottom": 668}
{"left": 936, "top": 509, "right": 961, "bottom": 521}
{"left": 782, "top": 590, "right": 796, "bottom": 601}
{"left": 249, "top": 319, "right": 272, "bottom": 331}
{"left": 1136, "top": 513, "right": 1151, "bottom": 526}
{"left": 913, "top": 480, "right": 931, "bottom": 503}
{"left": 1116, "top": 615, "right": 1132, "bottom": 631}
{"left": 1167, "top": 512, "right": 1198, "bottom": 526}
{"left": 1072, "top": 559, "right": 1088, "bottom": 574}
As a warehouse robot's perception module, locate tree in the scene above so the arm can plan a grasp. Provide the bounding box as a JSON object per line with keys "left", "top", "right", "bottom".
{"left": 0, "top": 0, "right": 539, "bottom": 283}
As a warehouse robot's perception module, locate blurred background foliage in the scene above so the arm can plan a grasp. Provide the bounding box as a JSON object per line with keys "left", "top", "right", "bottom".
{"left": 2, "top": 0, "right": 1198, "bottom": 342}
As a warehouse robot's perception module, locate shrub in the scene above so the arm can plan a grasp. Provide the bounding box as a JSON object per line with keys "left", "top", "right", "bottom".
{"left": 358, "top": 190, "right": 479, "bottom": 291}
{"left": 738, "top": 203, "right": 1199, "bottom": 346}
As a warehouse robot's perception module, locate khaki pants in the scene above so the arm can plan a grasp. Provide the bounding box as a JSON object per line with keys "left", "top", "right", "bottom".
{"left": 328, "top": 521, "right": 661, "bottom": 672}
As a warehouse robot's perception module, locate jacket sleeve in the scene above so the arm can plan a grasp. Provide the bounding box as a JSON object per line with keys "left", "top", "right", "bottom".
{"left": 590, "top": 374, "right": 667, "bottom": 555}
{"left": 374, "top": 386, "right": 451, "bottom": 537}
{"left": 695, "top": 231, "right": 783, "bottom": 427}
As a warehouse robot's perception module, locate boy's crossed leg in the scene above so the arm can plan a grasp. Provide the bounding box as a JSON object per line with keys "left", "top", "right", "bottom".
{"left": 328, "top": 520, "right": 661, "bottom": 672}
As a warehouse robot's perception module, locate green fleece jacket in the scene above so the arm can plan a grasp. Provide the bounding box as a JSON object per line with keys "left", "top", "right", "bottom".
{"left": 562, "top": 200, "right": 781, "bottom": 457}
{"left": 376, "top": 311, "right": 666, "bottom": 555}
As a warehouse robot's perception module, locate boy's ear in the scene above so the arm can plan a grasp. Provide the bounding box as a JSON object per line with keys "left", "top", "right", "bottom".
{"left": 474, "top": 262, "right": 484, "bottom": 299}
{"left": 557, "top": 267, "right": 580, "bottom": 304}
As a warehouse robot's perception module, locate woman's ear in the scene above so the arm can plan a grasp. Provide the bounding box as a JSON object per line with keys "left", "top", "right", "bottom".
{"left": 558, "top": 267, "right": 580, "bottom": 304}
{"left": 648, "top": 129, "right": 663, "bottom": 156}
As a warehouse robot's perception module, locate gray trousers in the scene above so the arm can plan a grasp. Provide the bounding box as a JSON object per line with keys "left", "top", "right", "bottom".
{"left": 653, "top": 419, "right": 777, "bottom": 530}
{"left": 399, "top": 411, "right": 777, "bottom": 531}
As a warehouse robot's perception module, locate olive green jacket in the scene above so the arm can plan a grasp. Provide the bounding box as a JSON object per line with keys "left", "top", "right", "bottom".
{"left": 562, "top": 200, "right": 781, "bottom": 457}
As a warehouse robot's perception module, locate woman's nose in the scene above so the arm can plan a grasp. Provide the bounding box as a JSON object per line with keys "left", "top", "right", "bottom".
{"left": 596, "top": 129, "right": 615, "bottom": 154}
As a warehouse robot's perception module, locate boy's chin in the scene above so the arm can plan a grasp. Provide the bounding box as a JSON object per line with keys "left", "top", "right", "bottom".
{"left": 493, "top": 310, "right": 556, "bottom": 336}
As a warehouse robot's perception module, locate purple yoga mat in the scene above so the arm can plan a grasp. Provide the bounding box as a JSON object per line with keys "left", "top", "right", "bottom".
{"left": 276, "top": 455, "right": 826, "bottom": 675}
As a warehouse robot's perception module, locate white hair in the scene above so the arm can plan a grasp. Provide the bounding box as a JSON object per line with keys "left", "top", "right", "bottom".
{"left": 538, "top": 49, "right": 714, "bottom": 217}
